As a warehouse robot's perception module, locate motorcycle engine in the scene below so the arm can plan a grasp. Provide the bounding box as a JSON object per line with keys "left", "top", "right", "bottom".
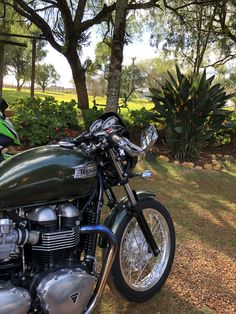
{"left": 28, "top": 204, "right": 81, "bottom": 269}
{"left": 0, "top": 203, "right": 96, "bottom": 314}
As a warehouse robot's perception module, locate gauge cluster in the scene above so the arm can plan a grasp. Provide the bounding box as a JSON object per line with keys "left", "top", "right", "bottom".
{"left": 89, "top": 116, "right": 119, "bottom": 133}
{"left": 89, "top": 119, "right": 103, "bottom": 133}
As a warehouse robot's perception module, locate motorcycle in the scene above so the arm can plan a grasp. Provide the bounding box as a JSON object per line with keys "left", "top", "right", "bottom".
{"left": 0, "top": 98, "right": 175, "bottom": 314}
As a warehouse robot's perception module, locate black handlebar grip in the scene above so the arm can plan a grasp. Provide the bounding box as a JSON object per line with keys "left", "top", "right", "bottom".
{"left": 108, "top": 133, "right": 122, "bottom": 145}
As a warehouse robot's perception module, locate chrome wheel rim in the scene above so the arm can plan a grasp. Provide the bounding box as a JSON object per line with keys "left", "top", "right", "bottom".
{"left": 119, "top": 208, "right": 171, "bottom": 291}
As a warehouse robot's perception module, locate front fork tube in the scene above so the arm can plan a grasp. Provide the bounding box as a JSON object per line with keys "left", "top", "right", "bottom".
{"left": 131, "top": 202, "right": 160, "bottom": 256}
{"left": 109, "top": 149, "right": 160, "bottom": 257}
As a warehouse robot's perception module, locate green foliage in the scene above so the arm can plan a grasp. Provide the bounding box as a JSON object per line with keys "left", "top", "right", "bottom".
{"left": 94, "top": 41, "right": 111, "bottom": 78}
{"left": 213, "top": 111, "right": 236, "bottom": 146}
{"left": 11, "top": 97, "right": 79, "bottom": 146}
{"left": 137, "top": 57, "right": 175, "bottom": 89}
{"left": 120, "top": 62, "right": 144, "bottom": 100}
{"left": 150, "top": 65, "right": 234, "bottom": 161}
{"left": 36, "top": 64, "right": 60, "bottom": 92}
{"left": 129, "top": 107, "right": 156, "bottom": 129}
{"left": 213, "top": 132, "right": 231, "bottom": 146}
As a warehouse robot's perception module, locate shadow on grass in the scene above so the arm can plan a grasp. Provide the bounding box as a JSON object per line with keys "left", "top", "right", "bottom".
{"left": 97, "top": 159, "right": 236, "bottom": 313}
{"left": 95, "top": 284, "right": 203, "bottom": 314}
{"left": 134, "top": 160, "right": 236, "bottom": 256}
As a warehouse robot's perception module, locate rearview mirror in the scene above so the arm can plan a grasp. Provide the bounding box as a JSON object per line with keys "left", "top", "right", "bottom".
{"left": 140, "top": 125, "right": 158, "bottom": 150}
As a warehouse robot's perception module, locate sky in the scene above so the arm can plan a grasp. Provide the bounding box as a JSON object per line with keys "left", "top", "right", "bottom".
{"left": 4, "top": 33, "right": 158, "bottom": 88}
{"left": 42, "top": 33, "right": 158, "bottom": 87}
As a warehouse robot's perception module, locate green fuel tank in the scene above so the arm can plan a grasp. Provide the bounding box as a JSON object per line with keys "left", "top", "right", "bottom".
{"left": 0, "top": 145, "right": 97, "bottom": 209}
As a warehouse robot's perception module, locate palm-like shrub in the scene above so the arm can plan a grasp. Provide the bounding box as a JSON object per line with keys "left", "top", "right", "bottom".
{"left": 150, "top": 65, "right": 233, "bottom": 161}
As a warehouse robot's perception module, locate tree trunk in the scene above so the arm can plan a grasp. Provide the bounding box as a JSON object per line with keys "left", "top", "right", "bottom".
{"left": 16, "top": 79, "right": 21, "bottom": 91}
{"left": 65, "top": 49, "right": 89, "bottom": 110}
{"left": 0, "top": 44, "right": 4, "bottom": 99}
{"left": 30, "top": 38, "right": 36, "bottom": 98}
{"left": 106, "top": 0, "right": 128, "bottom": 113}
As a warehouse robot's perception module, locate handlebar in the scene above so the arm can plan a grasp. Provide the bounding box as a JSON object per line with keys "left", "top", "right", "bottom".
{"left": 72, "top": 129, "right": 144, "bottom": 158}
{"left": 109, "top": 133, "right": 144, "bottom": 157}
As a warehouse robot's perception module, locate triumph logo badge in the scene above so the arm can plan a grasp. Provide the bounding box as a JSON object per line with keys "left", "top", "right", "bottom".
{"left": 70, "top": 292, "right": 80, "bottom": 304}
{"left": 73, "top": 162, "right": 97, "bottom": 179}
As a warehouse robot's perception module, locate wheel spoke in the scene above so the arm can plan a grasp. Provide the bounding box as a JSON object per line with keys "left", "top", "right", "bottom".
{"left": 119, "top": 208, "right": 171, "bottom": 291}
{"left": 134, "top": 258, "right": 151, "bottom": 286}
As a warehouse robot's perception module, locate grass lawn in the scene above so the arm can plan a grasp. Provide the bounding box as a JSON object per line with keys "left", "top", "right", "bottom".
{"left": 2, "top": 88, "right": 154, "bottom": 112}
{"left": 95, "top": 159, "right": 236, "bottom": 314}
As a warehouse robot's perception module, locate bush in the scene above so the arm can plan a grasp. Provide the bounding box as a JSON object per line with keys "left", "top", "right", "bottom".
{"left": 129, "top": 107, "right": 156, "bottom": 129}
{"left": 12, "top": 97, "right": 80, "bottom": 146}
{"left": 150, "top": 65, "right": 234, "bottom": 161}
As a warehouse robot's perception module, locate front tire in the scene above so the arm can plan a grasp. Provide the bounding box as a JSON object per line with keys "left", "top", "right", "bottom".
{"left": 109, "top": 198, "right": 175, "bottom": 302}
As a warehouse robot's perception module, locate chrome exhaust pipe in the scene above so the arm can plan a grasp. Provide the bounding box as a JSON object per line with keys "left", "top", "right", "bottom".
{"left": 80, "top": 225, "right": 117, "bottom": 314}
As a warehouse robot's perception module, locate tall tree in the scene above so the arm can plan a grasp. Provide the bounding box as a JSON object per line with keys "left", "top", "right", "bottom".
{"left": 137, "top": 57, "right": 175, "bottom": 88}
{"left": 4, "top": 25, "right": 47, "bottom": 91}
{"left": 2, "top": 1, "right": 114, "bottom": 108}
{"left": 106, "top": 0, "right": 128, "bottom": 112}
{"left": 120, "top": 58, "right": 144, "bottom": 103}
{"left": 6, "top": 46, "right": 31, "bottom": 91}
{"left": 148, "top": 1, "right": 236, "bottom": 72}
{"left": 106, "top": 0, "right": 160, "bottom": 112}
{"left": 3, "top": 0, "right": 160, "bottom": 109}
{"left": 93, "top": 40, "right": 111, "bottom": 94}
{"left": 149, "top": 1, "right": 220, "bottom": 74}
{"left": 36, "top": 64, "right": 60, "bottom": 92}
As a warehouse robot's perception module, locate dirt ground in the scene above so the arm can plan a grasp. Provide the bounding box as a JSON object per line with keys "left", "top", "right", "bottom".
{"left": 94, "top": 159, "right": 236, "bottom": 314}
{"left": 95, "top": 240, "right": 236, "bottom": 314}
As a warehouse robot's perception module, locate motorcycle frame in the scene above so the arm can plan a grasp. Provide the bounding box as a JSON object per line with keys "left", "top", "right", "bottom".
{"left": 96, "top": 148, "right": 160, "bottom": 256}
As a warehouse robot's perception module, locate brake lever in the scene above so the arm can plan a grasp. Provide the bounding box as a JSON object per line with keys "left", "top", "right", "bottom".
{"left": 119, "top": 138, "right": 144, "bottom": 157}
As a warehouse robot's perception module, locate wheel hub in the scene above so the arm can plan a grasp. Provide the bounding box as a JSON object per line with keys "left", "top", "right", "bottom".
{"left": 124, "top": 228, "right": 153, "bottom": 270}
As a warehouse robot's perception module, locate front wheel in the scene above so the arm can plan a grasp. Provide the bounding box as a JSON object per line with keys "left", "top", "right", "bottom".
{"left": 109, "top": 198, "right": 175, "bottom": 302}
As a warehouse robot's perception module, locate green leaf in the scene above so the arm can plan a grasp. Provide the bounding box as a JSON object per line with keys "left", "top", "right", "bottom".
{"left": 167, "top": 71, "right": 178, "bottom": 89}
{"left": 180, "top": 77, "right": 190, "bottom": 102}
{"left": 198, "top": 69, "right": 207, "bottom": 91}
{"left": 175, "top": 64, "right": 184, "bottom": 85}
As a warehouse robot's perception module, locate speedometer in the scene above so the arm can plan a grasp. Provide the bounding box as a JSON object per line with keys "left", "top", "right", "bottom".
{"left": 102, "top": 116, "right": 119, "bottom": 130}
{"left": 89, "top": 119, "right": 103, "bottom": 132}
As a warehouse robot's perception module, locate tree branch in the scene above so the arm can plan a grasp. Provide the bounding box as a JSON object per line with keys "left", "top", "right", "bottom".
{"left": 198, "top": 5, "right": 217, "bottom": 65}
{"left": 79, "top": 3, "right": 116, "bottom": 33}
{"left": 127, "top": 0, "right": 160, "bottom": 10}
{"left": 41, "top": 0, "right": 57, "bottom": 5}
{"left": 6, "top": 0, "right": 62, "bottom": 52}
{"left": 80, "top": 1, "right": 161, "bottom": 34}
{"left": 35, "top": 5, "right": 55, "bottom": 12}
{"left": 56, "top": 0, "right": 73, "bottom": 29}
{"left": 163, "top": 0, "right": 218, "bottom": 24}
{"left": 164, "top": 0, "right": 217, "bottom": 11}
{"left": 75, "top": 0, "right": 87, "bottom": 24}
{"left": 217, "top": 0, "right": 236, "bottom": 47}
{"left": 162, "top": 0, "right": 185, "bottom": 23}
{"left": 206, "top": 54, "right": 236, "bottom": 68}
